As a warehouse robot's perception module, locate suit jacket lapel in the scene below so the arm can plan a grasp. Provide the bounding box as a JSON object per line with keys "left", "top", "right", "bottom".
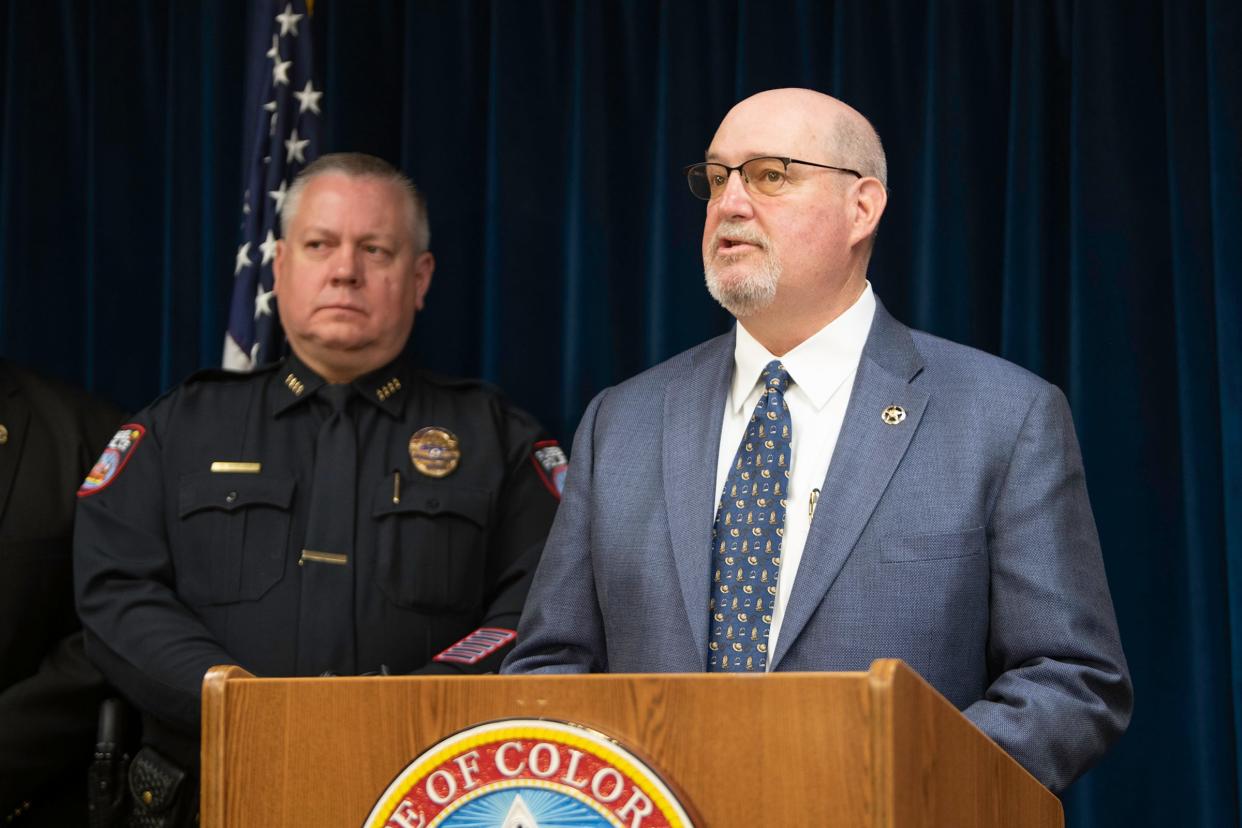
{"left": 0, "top": 364, "right": 30, "bottom": 521}
{"left": 771, "top": 302, "right": 929, "bottom": 668}
{"left": 663, "top": 331, "right": 734, "bottom": 669}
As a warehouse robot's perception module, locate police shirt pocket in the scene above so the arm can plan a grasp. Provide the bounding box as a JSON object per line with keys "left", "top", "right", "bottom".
{"left": 176, "top": 471, "right": 295, "bottom": 605}
{"left": 879, "top": 526, "right": 985, "bottom": 563}
{"left": 372, "top": 477, "right": 490, "bottom": 611}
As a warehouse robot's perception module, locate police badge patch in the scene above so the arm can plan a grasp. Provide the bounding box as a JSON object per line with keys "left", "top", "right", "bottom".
{"left": 78, "top": 425, "right": 146, "bottom": 497}
{"left": 531, "top": 440, "right": 568, "bottom": 499}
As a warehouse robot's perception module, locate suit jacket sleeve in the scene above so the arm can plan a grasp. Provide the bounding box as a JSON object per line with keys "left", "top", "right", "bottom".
{"left": 503, "top": 390, "right": 608, "bottom": 673}
{"left": 0, "top": 632, "right": 107, "bottom": 812}
{"left": 0, "top": 370, "right": 122, "bottom": 812}
{"left": 963, "top": 383, "right": 1132, "bottom": 791}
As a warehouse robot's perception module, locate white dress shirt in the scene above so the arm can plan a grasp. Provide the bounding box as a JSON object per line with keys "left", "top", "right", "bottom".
{"left": 713, "top": 282, "right": 876, "bottom": 664}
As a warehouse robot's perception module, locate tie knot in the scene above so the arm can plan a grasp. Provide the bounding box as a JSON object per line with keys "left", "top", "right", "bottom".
{"left": 760, "top": 360, "right": 791, "bottom": 394}
{"left": 320, "top": 383, "right": 353, "bottom": 414}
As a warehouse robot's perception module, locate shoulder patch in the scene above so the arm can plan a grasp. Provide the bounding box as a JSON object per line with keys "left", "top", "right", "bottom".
{"left": 530, "top": 440, "right": 568, "bottom": 499}
{"left": 78, "top": 424, "right": 146, "bottom": 497}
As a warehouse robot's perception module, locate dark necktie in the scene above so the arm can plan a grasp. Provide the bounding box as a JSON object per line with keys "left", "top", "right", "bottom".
{"left": 297, "top": 382, "right": 358, "bottom": 675}
{"left": 707, "top": 360, "right": 793, "bottom": 672}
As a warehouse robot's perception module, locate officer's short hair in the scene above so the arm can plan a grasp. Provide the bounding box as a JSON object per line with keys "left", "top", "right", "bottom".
{"left": 281, "top": 153, "right": 431, "bottom": 252}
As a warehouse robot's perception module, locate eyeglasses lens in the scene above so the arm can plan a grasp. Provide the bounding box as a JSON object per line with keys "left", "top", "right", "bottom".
{"left": 686, "top": 159, "right": 790, "bottom": 200}
{"left": 742, "top": 158, "right": 789, "bottom": 196}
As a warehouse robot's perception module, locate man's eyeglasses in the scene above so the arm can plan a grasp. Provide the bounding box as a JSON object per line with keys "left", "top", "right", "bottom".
{"left": 683, "top": 156, "right": 862, "bottom": 201}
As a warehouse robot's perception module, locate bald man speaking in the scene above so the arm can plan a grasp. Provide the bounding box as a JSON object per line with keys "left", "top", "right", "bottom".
{"left": 504, "top": 89, "right": 1131, "bottom": 791}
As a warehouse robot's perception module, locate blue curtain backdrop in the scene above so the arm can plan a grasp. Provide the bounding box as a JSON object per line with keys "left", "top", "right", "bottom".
{"left": 1, "top": 2, "right": 1240, "bottom": 824}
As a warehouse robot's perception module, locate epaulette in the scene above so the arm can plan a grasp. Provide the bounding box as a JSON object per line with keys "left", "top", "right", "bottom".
{"left": 182, "top": 361, "right": 283, "bottom": 386}
{"left": 412, "top": 368, "right": 497, "bottom": 396}
{"left": 136, "top": 363, "right": 282, "bottom": 412}
{"left": 412, "top": 369, "right": 551, "bottom": 443}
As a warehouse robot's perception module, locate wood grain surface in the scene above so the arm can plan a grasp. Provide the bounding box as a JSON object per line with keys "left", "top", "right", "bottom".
{"left": 201, "top": 661, "right": 1062, "bottom": 827}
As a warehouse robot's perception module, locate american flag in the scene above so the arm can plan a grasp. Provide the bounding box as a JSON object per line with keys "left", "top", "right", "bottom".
{"left": 223, "top": 0, "right": 322, "bottom": 371}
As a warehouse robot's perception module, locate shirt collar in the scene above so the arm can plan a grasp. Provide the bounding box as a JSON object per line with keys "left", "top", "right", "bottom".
{"left": 272, "top": 352, "right": 410, "bottom": 418}
{"left": 729, "top": 281, "right": 876, "bottom": 413}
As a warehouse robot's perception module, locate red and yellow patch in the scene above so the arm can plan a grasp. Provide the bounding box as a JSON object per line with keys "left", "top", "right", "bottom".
{"left": 78, "top": 425, "right": 145, "bottom": 497}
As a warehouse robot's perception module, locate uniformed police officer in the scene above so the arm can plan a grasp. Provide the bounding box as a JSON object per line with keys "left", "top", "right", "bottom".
{"left": 73, "top": 153, "right": 564, "bottom": 825}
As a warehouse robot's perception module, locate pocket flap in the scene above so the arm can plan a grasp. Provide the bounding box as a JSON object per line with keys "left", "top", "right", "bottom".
{"left": 880, "top": 526, "right": 985, "bottom": 563}
{"left": 372, "top": 478, "right": 490, "bottom": 526}
{"left": 178, "top": 470, "right": 295, "bottom": 518}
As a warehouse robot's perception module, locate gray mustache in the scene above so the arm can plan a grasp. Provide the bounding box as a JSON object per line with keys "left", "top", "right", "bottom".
{"left": 712, "top": 222, "right": 769, "bottom": 249}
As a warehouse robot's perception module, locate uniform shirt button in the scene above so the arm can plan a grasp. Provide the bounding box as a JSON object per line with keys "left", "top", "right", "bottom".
{"left": 225, "top": 491, "right": 238, "bottom": 503}
{"left": 426, "top": 498, "right": 440, "bottom": 510}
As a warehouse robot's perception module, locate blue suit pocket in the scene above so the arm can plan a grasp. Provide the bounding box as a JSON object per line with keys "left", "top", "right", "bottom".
{"left": 879, "top": 526, "right": 985, "bottom": 563}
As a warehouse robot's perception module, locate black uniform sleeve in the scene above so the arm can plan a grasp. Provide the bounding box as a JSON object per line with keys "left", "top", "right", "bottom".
{"left": 73, "top": 406, "right": 240, "bottom": 735}
{"left": 414, "top": 399, "right": 561, "bottom": 675}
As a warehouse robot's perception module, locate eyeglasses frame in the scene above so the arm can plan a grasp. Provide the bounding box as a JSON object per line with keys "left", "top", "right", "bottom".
{"left": 683, "top": 156, "right": 863, "bottom": 201}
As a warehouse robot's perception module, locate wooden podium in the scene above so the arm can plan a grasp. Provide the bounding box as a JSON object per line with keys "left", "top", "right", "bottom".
{"left": 201, "top": 659, "right": 1062, "bottom": 826}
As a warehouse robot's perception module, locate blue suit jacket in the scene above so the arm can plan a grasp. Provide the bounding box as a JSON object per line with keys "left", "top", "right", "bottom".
{"left": 504, "top": 300, "right": 1131, "bottom": 792}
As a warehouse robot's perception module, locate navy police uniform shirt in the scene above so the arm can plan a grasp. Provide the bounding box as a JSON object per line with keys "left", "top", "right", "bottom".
{"left": 73, "top": 354, "right": 563, "bottom": 741}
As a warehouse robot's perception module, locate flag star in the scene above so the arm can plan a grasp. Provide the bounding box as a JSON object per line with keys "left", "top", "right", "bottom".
{"left": 263, "top": 100, "right": 277, "bottom": 113}
{"left": 259, "top": 230, "right": 278, "bottom": 265}
{"left": 284, "top": 129, "right": 309, "bottom": 164}
{"left": 272, "top": 57, "right": 292, "bottom": 86}
{"left": 243, "top": 203, "right": 251, "bottom": 215}
{"left": 234, "top": 242, "right": 253, "bottom": 275}
{"left": 266, "top": 34, "right": 280, "bottom": 61}
{"left": 293, "top": 80, "right": 322, "bottom": 115}
{"left": 269, "top": 110, "right": 278, "bottom": 136}
{"left": 275, "top": 4, "right": 303, "bottom": 37}
{"left": 269, "top": 179, "right": 289, "bottom": 212}
{"left": 255, "top": 287, "right": 275, "bottom": 319}
{"left": 250, "top": 341, "right": 262, "bottom": 365}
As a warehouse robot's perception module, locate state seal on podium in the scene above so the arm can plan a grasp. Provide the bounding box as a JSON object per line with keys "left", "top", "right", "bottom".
{"left": 364, "top": 718, "right": 695, "bottom": 828}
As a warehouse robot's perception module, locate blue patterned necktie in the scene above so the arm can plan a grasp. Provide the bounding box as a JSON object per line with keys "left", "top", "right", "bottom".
{"left": 708, "top": 360, "right": 793, "bottom": 672}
